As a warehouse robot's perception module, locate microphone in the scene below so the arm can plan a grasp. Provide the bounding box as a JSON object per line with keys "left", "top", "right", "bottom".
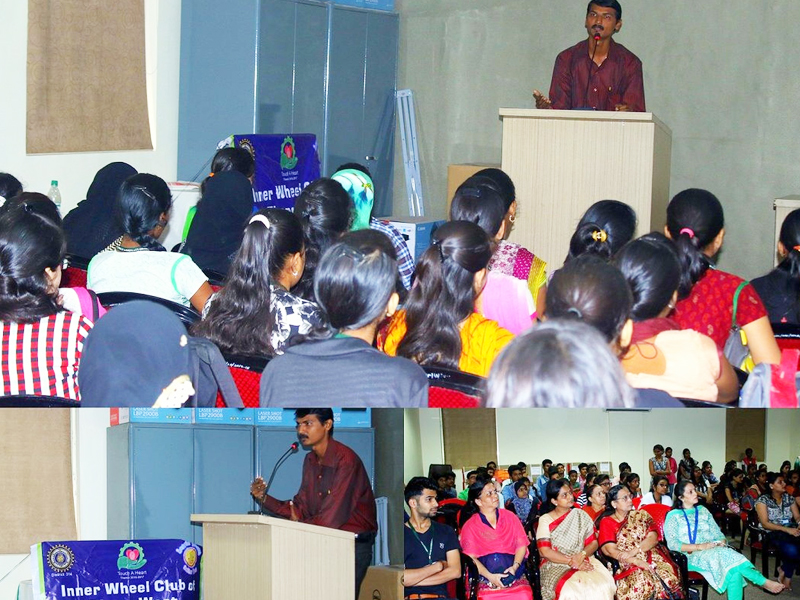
{"left": 583, "top": 35, "right": 601, "bottom": 109}
{"left": 253, "top": 442, "right": 300, "bottom": 515}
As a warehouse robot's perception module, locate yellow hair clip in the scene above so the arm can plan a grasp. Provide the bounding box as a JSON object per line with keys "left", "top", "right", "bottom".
{"left": 592, "top": 230, "right": 608, "bottom": 243}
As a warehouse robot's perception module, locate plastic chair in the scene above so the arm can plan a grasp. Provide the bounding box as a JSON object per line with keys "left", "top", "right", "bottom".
{"left": 96, "top": 292, "right": 201, "bottom": 327}
{"left": 215, "top": 353, "right": 270, "bottom": 408}
{"left": 423, "top": 366, "right": 484, "bottom": 408}
{"left": 61, "top": 253, "right": 91, "bottom": 288}
{"left": 0, "top": 395, "right": 79, "bottom": 407}
{"left": 743, "top": 509, "right": 778, "bottom": 577}
{"left": 202, "top": 269, "right": 227, "bottom": 287}
{"left": 772, "top": 323, "right": 800, "bottom": 369}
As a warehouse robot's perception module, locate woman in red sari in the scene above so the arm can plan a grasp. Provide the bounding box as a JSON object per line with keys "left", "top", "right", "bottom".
{"left": 537, "top": 480, "right": 615, "bottom": 600}
{"left": 599, "top": 485, "right": 681, "bottom": 600}
{"left": 460, "top": 480, "right": 533, "bottom": 599}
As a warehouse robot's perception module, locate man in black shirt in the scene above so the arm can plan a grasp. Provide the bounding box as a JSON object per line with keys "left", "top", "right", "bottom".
{"left": 403, "top": 477, "right": 461, "bottom": 600}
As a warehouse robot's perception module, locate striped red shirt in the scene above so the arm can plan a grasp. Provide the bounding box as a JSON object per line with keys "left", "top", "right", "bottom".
{"left": 1, "top": 311, "right": 93, "bottom": 401}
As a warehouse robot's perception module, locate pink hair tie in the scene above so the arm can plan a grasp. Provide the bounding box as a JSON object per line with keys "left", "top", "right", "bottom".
{"left": 679, "top": 227, "right": 695, "bottom": 239}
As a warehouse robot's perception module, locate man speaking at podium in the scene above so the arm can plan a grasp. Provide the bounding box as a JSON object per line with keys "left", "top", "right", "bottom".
{"left": 533, "top": 0, "right": 645, "bottom": 112}
{"left": 250, "top": 408, "right": 377, "bottom": 598}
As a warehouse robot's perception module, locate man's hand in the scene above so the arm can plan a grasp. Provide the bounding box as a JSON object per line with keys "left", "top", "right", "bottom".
{"left": 289, "top": 501, "right": 300, "bottom": 521}
{"left": 614, "top": 104, "right": 630, "bottom": 111}
{"left": 250, "top": 477, "right": 267, "bottom": 501}
{"left": 533, "top": 90, "right": 553, "bottom": 109}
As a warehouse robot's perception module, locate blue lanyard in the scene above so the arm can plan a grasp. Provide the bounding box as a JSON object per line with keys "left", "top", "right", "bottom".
{"left": 682, "top": 508, "right": 699, "bottom": 545}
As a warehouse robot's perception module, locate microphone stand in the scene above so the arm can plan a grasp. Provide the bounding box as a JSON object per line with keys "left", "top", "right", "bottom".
{"left": 251, "top": 443, "right": 299, "bottom": 515}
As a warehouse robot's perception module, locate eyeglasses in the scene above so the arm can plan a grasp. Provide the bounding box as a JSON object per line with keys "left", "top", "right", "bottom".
{"left": 482, "top": 489, "right": 498, "bottom": 498}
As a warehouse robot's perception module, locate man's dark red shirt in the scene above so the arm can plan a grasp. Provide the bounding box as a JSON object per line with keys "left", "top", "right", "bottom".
{"left": 549, "top": 38, "right": 645, "bottom": 112}
{"left": 261, "top": 437, "right": 377, "bottom": 534}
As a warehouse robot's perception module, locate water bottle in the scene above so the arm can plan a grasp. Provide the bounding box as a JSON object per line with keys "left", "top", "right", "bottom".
{"left": 47, "top": 180, "right": 62, "bottom": 214}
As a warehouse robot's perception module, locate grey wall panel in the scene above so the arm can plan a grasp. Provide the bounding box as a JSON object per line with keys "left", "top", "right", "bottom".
{"left": 178, "top": 0, "right": 259, "bottom": 180}
{"left": 363, "top": 12, "right": 398, "bottom": 216}
{"left": 130, "top": 426, "right": 194, "bottom": 542}
{"left": 290, "top": 2, "right": 329, "bottom": 149}
{"left": 106, "top": 425, "right": 132, "bottom": 540}
{"left": 257, "top": 0, "right": 297, "bottom": 134}
{"left": 254, "top": 427, "right": 375, "bottom": 512}
{"left": 192, "top": 426, "right": 255, "bottom": 544}
{"left": 326, "top": 6, "right": 369, "bottom": 175}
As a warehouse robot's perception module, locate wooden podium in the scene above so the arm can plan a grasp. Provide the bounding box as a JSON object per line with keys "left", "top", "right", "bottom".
{"left": 192, "top": 513, "right": 354, "bottom": 600}
{"left": 499, "top": 108, "right": 672, "bottom": 270}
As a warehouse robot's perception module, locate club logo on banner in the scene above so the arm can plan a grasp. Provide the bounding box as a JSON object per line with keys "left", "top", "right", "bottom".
{"left": 32, "top": 539, "right": 201, "bottom": 600}
{"left": 232, "top": 133, "right": 321, "bottom": 211}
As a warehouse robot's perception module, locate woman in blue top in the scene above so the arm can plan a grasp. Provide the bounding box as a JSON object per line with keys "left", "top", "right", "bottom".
{"left": 664, "top": 480, "right": 784, "bottom": 600}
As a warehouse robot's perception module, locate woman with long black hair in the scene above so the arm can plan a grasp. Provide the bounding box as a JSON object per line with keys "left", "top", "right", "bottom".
{"left": 259, "top": 229, "right": 427, "bottom": 407}
{"left": 192, "top": 209, "right": 321, "bottom": 356}
{"left": 0, "top": 203, "right": 93, "bottom": 400}
{"left": 753, "top": 209, "right": 800, "bottom": 324}
{"left": 381, "top": 220, "right": 514, "bottom": 377}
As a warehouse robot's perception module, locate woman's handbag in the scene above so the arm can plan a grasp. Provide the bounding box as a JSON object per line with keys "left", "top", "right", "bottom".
{"left": 723, "top": 282, "right": 755, "bottom": 373}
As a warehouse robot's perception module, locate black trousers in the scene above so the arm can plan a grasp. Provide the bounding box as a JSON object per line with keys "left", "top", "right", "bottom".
{"left": 355, "top": 532, "right": 376, "bottom": 600}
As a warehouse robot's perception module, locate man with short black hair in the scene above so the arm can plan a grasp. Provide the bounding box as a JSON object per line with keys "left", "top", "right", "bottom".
{"left": 534, "top": 0, "right": 644, "bottom": 112}
{"left": 250, "top": 408, "right": 377, "bottom": 599}
{"left": 404, "top": 477, "right": 461, "bottom": 600}
{"left": 537, "top": 459, "right": 553, "bottom": 499}
{"left": 501, "top": 464, "right": 524, "bottom": 503}
{"left": 458, "top": 470, "right": 479, "bottom": 501}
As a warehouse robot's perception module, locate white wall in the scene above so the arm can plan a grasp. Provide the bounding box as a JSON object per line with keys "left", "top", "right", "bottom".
{"left": 404, "top": 409, "right": 446, "bottom": 483}
{"left": 0, "top": 409, "right": 108, "bottom": 599}
{"left": 0, "top": 0, "right": 181, "bottom": 215}
{"left": 412, "top": 409, "right": 733, "bottom": 488}
{"left": 765, "top": 409, "right": 800, "bottom": 470}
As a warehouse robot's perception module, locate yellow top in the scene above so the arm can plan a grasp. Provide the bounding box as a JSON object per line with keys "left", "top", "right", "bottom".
{"left": 380, "top": 311, "right": 514, "bottom": 378}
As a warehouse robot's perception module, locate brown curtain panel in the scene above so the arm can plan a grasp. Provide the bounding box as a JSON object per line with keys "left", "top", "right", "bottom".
{"left": 0, "top": 409, "right": 77, "bottom": 554}
{"left": 442, "top": 408, "right": 498, "bottom": 470}
{"left": 27, "top": 0, "right": 152, "bottom": 153}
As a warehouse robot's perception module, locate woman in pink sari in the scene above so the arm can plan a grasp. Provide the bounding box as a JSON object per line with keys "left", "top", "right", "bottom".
{"left": 460, "top": 480, "right": 533, "bottom": 599}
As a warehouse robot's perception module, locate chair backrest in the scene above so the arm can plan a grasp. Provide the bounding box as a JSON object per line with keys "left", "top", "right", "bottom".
{"left": 641, "top": 503, "right": 671, "bottom": 540}
{"left": 202, "top": 269, "right": 227, "bottom": 287}
{"left": 428, "top": 386, "right": 480, "bottom": 408}
{"left": 61, "top": 266, "right": 88, "bottom": 288}
{"left": 216, "top": 353, "right": 270, "bottom": 408}
{"left": 0, "top": 395, "right": 79, "bottom": 407}
{"left": 96, "top": 292, "right": 201, "bottom": 327}
{"left": 423, "top": 366, "right": 484, "bottom": 407}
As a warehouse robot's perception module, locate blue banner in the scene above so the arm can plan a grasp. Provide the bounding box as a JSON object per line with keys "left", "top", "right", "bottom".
{"left": 233, "top": 134, "right": 321, "bottom": 211}
{"left": 32, "top": 539, "right": 201, "bottom": 600}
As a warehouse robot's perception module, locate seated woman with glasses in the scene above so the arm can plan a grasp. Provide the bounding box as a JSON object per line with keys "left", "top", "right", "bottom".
{"left": 598, "top": 485, "right": 682, "bottom": 600}
{"left": 459, "top": 479, "right": 533, "bottom": 599}
{"left": 536, "top": 479, "right": 615, "bottom": 600}
{"left": 665, "top": 480, "right": 784, "bottom": 599}
{"left": 639, "top": 475, "right": 673, "bottom": 507}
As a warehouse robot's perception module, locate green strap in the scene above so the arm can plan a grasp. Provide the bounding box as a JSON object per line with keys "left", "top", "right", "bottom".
{"left": 171, "top": 255, "right": 189, "bottom": 295}
{"left": 731, "top": 281, "right": 748, "bottom": 329}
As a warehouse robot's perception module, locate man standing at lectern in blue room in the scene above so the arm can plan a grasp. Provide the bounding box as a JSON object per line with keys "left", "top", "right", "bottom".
{"left": 533, "top": 0, "right": 645, "bottom": 112}
{"left": 250, "top": 408, "right": 377, "bottom": 599}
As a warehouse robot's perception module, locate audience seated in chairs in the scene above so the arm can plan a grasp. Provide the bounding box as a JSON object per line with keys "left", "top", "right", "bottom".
{"left": 449, "top": 175, "right": 543, "bottom": 333}
{"left": 667, "top": 188, "right": 781, "bottom": 367}
{"left": 598, "top": 484, "right": 682, "bottom": 600}
{"left": 404, "top": 477, "right": 462, "bottom": 600}
{"left": 755, "top": 472, "right": 800, "bottom": 591}
{"left": 0, "top": 202, "right": 92, "bottom": 401}
{"left": 483, "top": 319, "right": 636, "bottom": 408}
{"left": 459, "top": 479, "right": 533, "bottom": 599}
{"left": 181, "top": 170, "right": 253, "bottom": 276}
{"left": 62, "top": 162, "right": 137, "bottom": 259}
{"left": 614, "top": 233, "right": 739, "bottom": 403}
{"left": 536, "top": 479, "right": 615, "bottom": 600}
{"left": 380, "top": 220, "right": 514, "bottom": 378}
{"left": 87, "top": 173, "right": 214, "bottom": 313}
{"left": 665, "top": 480, "right": 785, "bottom": 600}
{"left": 259, "top": 230, "right": 428, "bottom": 407}
{"left": 192, "top": 209, "right": 322, "bottom": 357}
{"left": 79, "top": 301, "right": 242, "bottom": 408}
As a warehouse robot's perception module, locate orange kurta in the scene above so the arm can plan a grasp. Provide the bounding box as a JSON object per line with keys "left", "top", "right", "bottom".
{"left": 379, "top": 311, "right": 514, "bottom": 377}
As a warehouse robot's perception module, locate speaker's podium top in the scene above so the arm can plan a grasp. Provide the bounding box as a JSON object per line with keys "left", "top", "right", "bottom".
{"left": 499, "top": 108, "right": 671, "bottom": 135}
{"left": 191, "top": 513, "right": 355, "bottom": 540}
